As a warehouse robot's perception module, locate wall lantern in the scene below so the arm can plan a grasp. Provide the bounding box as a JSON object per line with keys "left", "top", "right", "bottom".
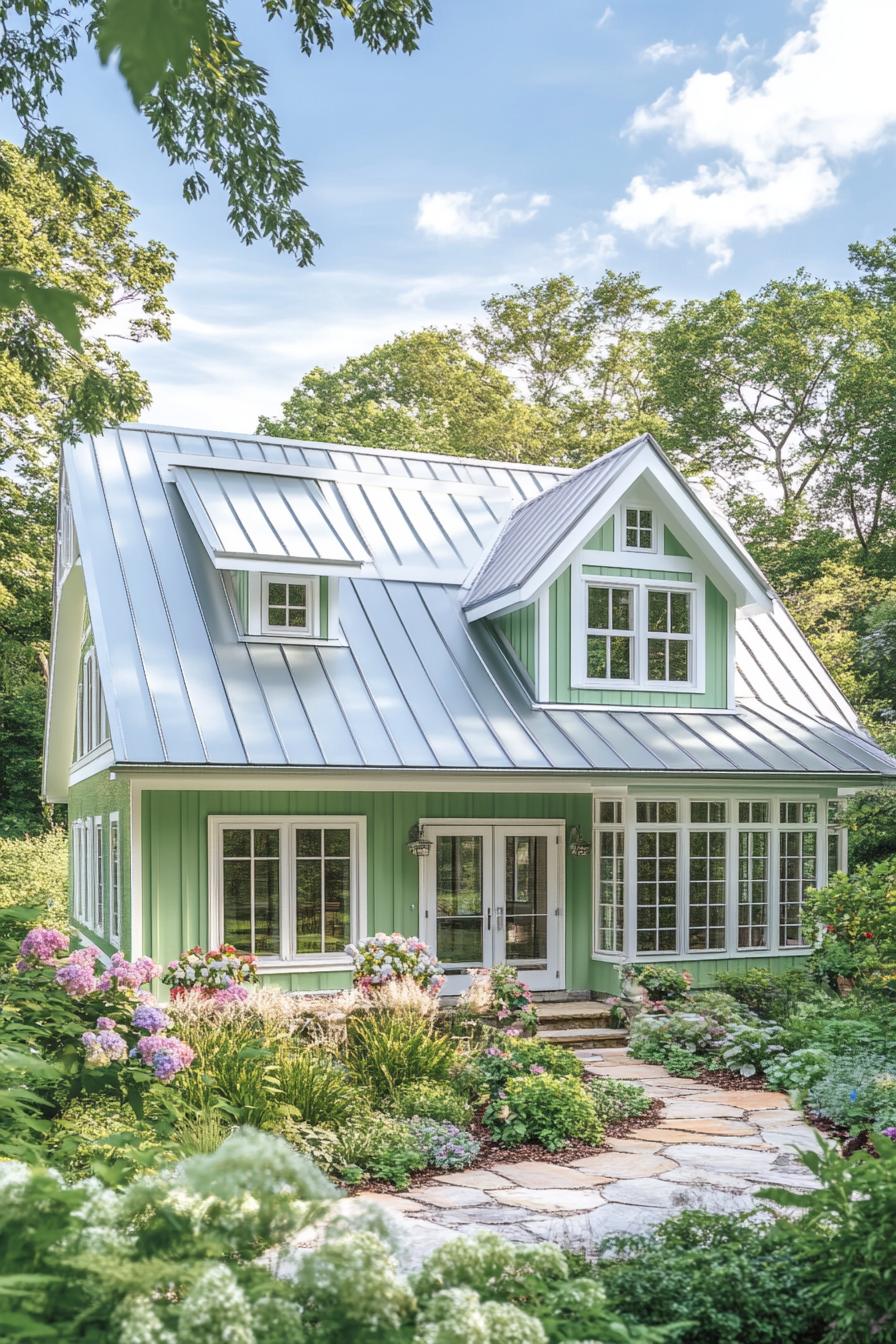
{"left": 407, "top": 822, "right": 433, "bottom": 858}
{"left": 568, "top": 826, "right": 592, "bottom": 857}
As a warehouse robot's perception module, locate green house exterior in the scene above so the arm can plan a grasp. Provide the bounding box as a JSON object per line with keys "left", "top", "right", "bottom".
{"left": 46, "top": 427, "right": 896, "bottom": 998}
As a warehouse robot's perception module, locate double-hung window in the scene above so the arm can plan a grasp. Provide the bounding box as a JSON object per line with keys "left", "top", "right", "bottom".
{"left": 595, "top": 800, "right": 625, "bottom": 953}
{"left": 646, "top": 589, "right": 692, "bottom": 684}
{"left": 778, "top": 802, "right": 818, "bottom": 947}
{"left": 688, "top": 801, "right": 727, "bottom": 951}
{"left": 210, "top": 816, "right": 364, "bottom": 965}
{"left": 737, "top": 801, "right": 770, "bottom": 949}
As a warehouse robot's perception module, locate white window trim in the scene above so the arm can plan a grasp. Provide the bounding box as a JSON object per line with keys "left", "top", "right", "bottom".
{"left": 208, "top": 814, "right": 366, "bottom": 970}
{"left": 619, "top": 501, "right": 658, "bottom": 555}
{"left": 71, "top": 819, "right": 85, "bottom": 925}
{"left": 592, "top": 793, "right": 828, "bottom": 962}
{"left": 238, "top": 572, "right": 323, "bottom": 639}
{"left": 91, "top": 816, "right": 104, "bottom": 937}
{"left": 75, "top": 646, "right": 110, "bottom": 762}
{"left": 109, "top": 812, "right": 121, "bottom": 948}
{"left": 572, "top": 570, "right": 705, "bottom": 693}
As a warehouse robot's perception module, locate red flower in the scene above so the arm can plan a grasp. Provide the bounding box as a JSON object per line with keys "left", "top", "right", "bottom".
{"left": 864, "top": 931, "right": 874, "bottom": 939}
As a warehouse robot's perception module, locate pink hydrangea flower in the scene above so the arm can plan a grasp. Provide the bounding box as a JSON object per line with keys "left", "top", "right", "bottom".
{"left": 97, "top": 952, "right": 161, "bottom": 992}
{"left": 529, "top": 1063, "right": 546, "bottom": 1074}
{"left": 503, "top": 1025, "right": 523, "bottom": 1038}
{"left": 17, "top": 926, "right": 69, "bottom": 971}
{"left": 212, "top": 983, "right": 249, "bottom": 1005}
{"left": 82, "top": 1024, "right": 128, "bottom": 1067}
{"left": 54, "top": 948, "right": 99, "bottom": 997}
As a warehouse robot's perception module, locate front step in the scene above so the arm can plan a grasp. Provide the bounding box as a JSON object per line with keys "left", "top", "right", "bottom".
{"left": 534, "top": 1001, "right": 617, "bottom": 1032}
{"left": 538, "top": 1026, "right": 629, "bottom": 1048}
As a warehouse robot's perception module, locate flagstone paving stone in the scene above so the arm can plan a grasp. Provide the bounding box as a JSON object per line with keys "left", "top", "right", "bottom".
{"left": 351, "top": 1048, "right": 823, "bottom": 1260}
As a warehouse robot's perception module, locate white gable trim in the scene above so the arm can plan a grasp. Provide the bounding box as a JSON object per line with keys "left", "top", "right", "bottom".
{"left": 464, "top": 440, "right": 773, "bottom": 621}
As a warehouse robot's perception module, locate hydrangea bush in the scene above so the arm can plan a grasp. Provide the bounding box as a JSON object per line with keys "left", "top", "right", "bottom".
{"left": 457, "top": 963, "right": 538, "bottom": 1035}
{"left": 347, "top": 932, "right": 445, "bottom": 992}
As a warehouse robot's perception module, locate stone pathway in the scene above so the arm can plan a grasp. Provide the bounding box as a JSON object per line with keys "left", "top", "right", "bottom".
{"left": 353, "top": 1047, "right": 822, "bottom": 1262}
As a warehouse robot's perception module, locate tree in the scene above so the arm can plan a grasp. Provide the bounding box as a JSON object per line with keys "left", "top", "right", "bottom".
{"left": 258, "top": 328, "right": 549, "bottom": 461}
{"left": 650, "top": 272, "right": 896, "bottom": 549}
{"left": 472, "top": 271, "right": 670, "bottom": 465}
{"left": 0, "top": 143, "right": 175, "bottom": 835}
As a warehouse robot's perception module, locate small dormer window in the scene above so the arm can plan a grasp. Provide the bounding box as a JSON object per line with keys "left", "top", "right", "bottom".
{"left": 260, "top": 574, "right": 318, "bottom": 637}
{"left": 624, "top": 507, "right": 654, "bottom": 551}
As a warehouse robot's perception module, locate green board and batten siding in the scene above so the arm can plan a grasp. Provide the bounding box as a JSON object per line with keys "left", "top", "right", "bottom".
{"left": 492, "top": 604, "right": 537, "bottom": 682}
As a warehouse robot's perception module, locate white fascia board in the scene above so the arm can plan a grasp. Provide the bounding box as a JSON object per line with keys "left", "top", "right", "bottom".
{"left": 464, "top": 442, "right": 773, "bottom": 622}
{"left": 207, "top": 552, "right": 370, "bottom": 577}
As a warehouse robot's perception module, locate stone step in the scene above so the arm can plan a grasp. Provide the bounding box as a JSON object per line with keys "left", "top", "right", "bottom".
{"left": 534, "top": 1001, "right": 617, "bottom": 1032}
{"left": 537, "top": 1026, "right": 630, "bottom": 1048}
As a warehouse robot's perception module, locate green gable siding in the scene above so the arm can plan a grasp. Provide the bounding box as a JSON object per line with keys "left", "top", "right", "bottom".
{"left": 141, "top": 788, "right": 593, "bottom": 993}
{"left": 584, "top": 516, "right": 614, "bottom": 550}
{"left": 319, "top": 577, "right": 330, "bottom": 639}
{"left": 548, "top": 566, "right": 729, "bottom": 708}
{"left": 69, "top": 770, "right": 131, "bottom": 957}
{"left": 664, "top": 526, "right": 691, "bottom": 557}
{"left": 492, "top": 604, "right": 537, "bottom": 682}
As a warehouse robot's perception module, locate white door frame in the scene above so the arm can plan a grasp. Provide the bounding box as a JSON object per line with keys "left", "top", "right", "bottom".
{"left": 418, "top": 819, "right": 566, "bottom": 992}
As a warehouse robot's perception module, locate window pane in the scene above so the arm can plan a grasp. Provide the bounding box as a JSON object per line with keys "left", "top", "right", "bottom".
{"left": 223, "top": 828, "right": 251, "bottom": 858}
{"left": 647, "top": 639, "right": 666, "bottom": 680}
{"left": 625, "top": 526, "right": 639, "bottom": 547}
{"left": 587, "top": 636, "right": 608, "bottom": 678}
{"left": 802, "top": 803, "right": 818, "bottom": 824}
{"left": 296, "top": 860, "right": 322, "bottom": 953}
{"left": 626, "top": 508, "right": 638, "bottom": 529}
{"left": 324, "top": 858, "right": 351, "bottom": 952}
{"left": 636, "top": 828, "right": 677, "bottom": 953}
{"left": 268, "top": 582, "right": 286, "bottom": 605}
{"left": 325, "top": 828, "right": 351, "bottom": 857}
{"left": 288, "top": 608, "right": 307, "bottom": 628}
{"left": 254, "top": 859, "right": 280, "bottom": 955}
{"left": 647, "top": 591, "right": 667, "bottom": 632}
{"left": 609, "top": 635, "right": 631, "bottom": 678}
{"left": 296, "top": 828, "right": 322, "bottom": 858}
{"left": 437, "top": 918, "right": 482, "bottom": 964}
{"left": 268, "top": 607, "right": 286, "bottom": 627}
{"left": 288, "top": 583, "right": 307, "bottom": 606}
{"left": 588, "top": 586, "right": 609, "bottom": 629}
{"left": 691, "top": 802, "right": 708, "bottom": 823}
{"left": 636, "top": 801, "right": 657, "bottom": 823}
{"left": 670, "top": 592, "right": 691, "bottom": 634}
{"left": 436, "top": 836, "right": 483, "bottom": 916}
{"left": 668, "top": 641, "right": 690, "bottom": 682}
{"left": 599, "top": 800, "right": 622, "bottom": 825}
{"left": 612, "top": 589, "right": 633, "bottom": 630}
{"left": 254, "top": 829, "right": 280, "bottom": 858}
{"left": 689, "top": 829, "right": 727, "bottom": 951}
{"left": 223, "top": 861, "right": 252, "bottom": 953}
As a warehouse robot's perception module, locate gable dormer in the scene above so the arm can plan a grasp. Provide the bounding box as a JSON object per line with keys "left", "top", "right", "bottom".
{"left": 466, "top": 434, "right": 773, "bottom": 711}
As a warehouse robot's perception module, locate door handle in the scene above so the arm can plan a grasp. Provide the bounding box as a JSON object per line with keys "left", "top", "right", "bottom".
{"left": 496, "top": 906, "right": 504, "bottom": 931}
{"left": 487, "top": 908, "right": 491, "bottom": 931}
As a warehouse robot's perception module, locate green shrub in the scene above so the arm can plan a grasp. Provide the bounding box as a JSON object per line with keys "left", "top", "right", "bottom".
{"left": 274, "top": 1044, "right": 361, "bottom": 1128}
{"left": 52, "top": 1094, "right": 170, "bottom": 1177}
{"left": 764, "top": 1047, "right": 833, "bottom": 1093}
{"left": 469, "top": 1038, "right": 583, "bottom": 1098}
{"left": 483, "top": 1073, "right": 603, "bottom": 1151}
{"left": 622, "top": 963, "right": 691, "bottom": 1002}
{"left": 343, "top": 1007, "right": 457, "bottom": 1100}
{"left": 391, "top": 1079, "right": 473, "bottom": 1127}
{"left": 629, "top": 1010, "right": 721, "bottom": 1074}
{"left": 588, "top": 1076, "right": 652, "bottom": 1125}
{"left": 0, "top": 830, "right": 68, "bottom": 926}
{"left": 760, "top": 1136, "right": 896, "bottom": 1343}
{"left": 276, "top": 1117, "right": 342, "bottom": 1172}
{"left": 711, "top": 967, "right": 813, "bottom": 1021}
{"left": 713, "top": 1022, "right": 785, "bottom": 1078}
{"left": 689, "top": 990, "right": 753, "bottom": 1025}
{"left": 600, "top": 1211, "right": 823, "bottom": 1344}
{"left": 336, "top": 1111, "right": 426, "bottom": 1188}
{"left": 780, "top": 994, "right": 896, "bottom": 1054}
{"left": 806, "top": 1051, "right": 896, "bottom": 1131}
{"left": 803, "top": 861, "right": 896, "bottom": 992}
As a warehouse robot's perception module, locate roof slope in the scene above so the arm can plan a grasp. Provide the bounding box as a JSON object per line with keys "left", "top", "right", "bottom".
{"left": 51, "top": 423, "right": 896, "bottom": 781}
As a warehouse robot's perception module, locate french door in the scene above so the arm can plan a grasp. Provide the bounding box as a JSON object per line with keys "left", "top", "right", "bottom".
{"left": 419, "top": 822, "right": 565, "bottom": 991}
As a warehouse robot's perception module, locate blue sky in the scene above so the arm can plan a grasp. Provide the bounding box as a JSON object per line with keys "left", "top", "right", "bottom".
{"left": 28, "top": 0, "right": 896, "bottom": 431}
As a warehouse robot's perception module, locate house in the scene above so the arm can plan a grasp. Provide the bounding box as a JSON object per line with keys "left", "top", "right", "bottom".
{"left": 43, "top": 426, "right": 896, "bottom": 996}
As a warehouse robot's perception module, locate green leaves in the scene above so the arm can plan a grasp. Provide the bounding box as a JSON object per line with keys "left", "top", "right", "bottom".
{"left": 95, "top": 0, "right": 212, "bottom": 107}
{"left": 0, "top": 269, "right": 87, "bottom": 350}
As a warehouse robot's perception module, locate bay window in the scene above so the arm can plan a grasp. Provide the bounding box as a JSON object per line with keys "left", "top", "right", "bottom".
{"left": 210, "top": 816, "right": 364, "bottom": 965}
{"left": 594, "top": 795, "right": 829, "bottom": 960}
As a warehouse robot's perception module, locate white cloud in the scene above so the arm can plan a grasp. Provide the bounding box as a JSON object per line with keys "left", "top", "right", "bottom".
{"left": 640, "top": 39, "right": 701, "bottom": 64}
{"left": 717, "top": 32, "right": 750, "bottom": 57}
{"left": 595, "top": 5, "right": 614, "bottom": 29}
{"left": 553, "top": 222, "right": 617, "bottom": 271}
{"left": 415, "top": 190, "right": 550, "bottom": 239}
{"left": 612, "top": 0, "right": 896, "bottom": 268}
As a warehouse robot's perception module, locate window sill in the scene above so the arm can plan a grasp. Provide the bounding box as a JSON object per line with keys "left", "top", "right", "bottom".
{"left": 591, "top": 948, "right": 812, "bottom": 962}
{"left": 255, "top": 955, "right": 354, "bottom": 975}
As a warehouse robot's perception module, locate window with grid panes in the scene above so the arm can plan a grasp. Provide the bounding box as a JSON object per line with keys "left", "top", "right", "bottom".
{"left": 737, "top": 802, "right": 770, "bottom": 949}
{"left": 296, "top": 827, "right": 352, "bottom": 955}
{"left": 687, "top": 801, "right": 726, "bottom": 951}
{"left": 596, "top": 800, "right": 625, "bottom": 953}
{"left": 778, "top": 802, "right": 818, "bottom": 947}
{"left": 646, "top": 589, "right": 692, "bottom": 683}
{"left": 221, "top": 827, "right": 281, "bottom": 956}
{"left": 624, "top": 507, "right": 653, "bottom": 550}
{"left": 827, "top": 800, "right": 846, "bottom": 876}
{"left": 264, "top": 579, "right": 310, "bottom": 632}
{"left": 635, "top": 801, "right": 678, "bottom": 953}
{"left": 586, "top": 584, "right": 634, "bottom": 680}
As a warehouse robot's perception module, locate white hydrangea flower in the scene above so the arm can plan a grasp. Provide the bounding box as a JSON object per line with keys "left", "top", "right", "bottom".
{"left": 117, "top": 1296, "right": 176, "bottom": 1344}
{"left": 177, "top": 1264, "right": 255, "bottom": 1344}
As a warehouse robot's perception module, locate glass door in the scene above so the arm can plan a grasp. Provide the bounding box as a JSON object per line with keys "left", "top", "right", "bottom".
{"left": 421, "top": 822, "right": 564, "bottom": 992}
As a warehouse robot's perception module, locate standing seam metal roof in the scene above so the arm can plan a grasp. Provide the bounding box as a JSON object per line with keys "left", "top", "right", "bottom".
{"left": 58, "top": 424, "right": 896, "bottom": 778}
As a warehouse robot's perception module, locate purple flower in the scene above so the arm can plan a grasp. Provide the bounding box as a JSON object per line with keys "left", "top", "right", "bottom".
{"left": 212, "top": 983, "right": 249, "bottom": 1005}
{"left": 96, "top": 1016, "right": 117, "bottom": 1031}
{"left": 17, "top": 926, "right": 69, "bottom": 971}
{"left": 135, "top": 1033, "right": 195, "bottom": 1082}
{"left": 54, "top": 948, "right": 99, "bottom": 997}
{"left": 529, "top": 1063, "right": 546, "bottom": 1075}
{"left": 82, "top": 1025, "right": 128, "bottom": 1067}
{"left": 132, "top": 1003, "right": 170, "bottom": 1034}
{"left": 503, "top": 1025, "right": 523, "bottom": 1038}
{"left": 98, "top": 953, "right": 161, "bottom": 992}
{"left": 882, "top": 1127, "right": 896, "bottom": 1141}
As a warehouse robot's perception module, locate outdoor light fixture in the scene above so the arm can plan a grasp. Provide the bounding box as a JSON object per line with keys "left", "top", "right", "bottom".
{"left": 568, "top": 826, "right": 592, "bottom": 857}
{"left": 407, "top": 822, "right": 432, "bottom": 858}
